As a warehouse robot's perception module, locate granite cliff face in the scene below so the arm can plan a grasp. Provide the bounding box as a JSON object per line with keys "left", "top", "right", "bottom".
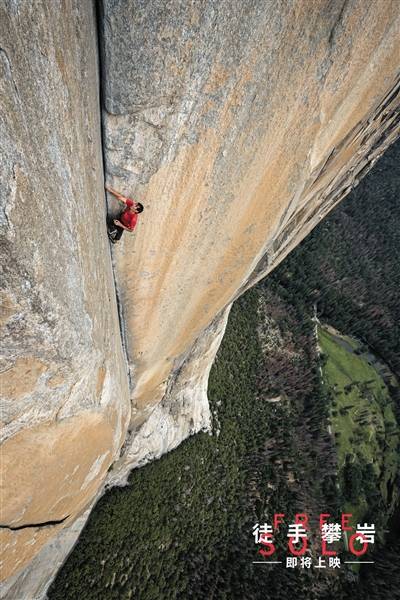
{"left": 100, "top": 0, "right": 400, "bottom": 479}
{"left": 0, "top": 2, "right": 130, "bottom": 595}
{"left": 1, "top": 0, "right": 399, "bottom": 597}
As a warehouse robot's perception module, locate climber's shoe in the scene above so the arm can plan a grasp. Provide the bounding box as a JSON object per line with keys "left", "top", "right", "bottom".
{"left": 107, "top": 230, "right": 118, "bottom": 244}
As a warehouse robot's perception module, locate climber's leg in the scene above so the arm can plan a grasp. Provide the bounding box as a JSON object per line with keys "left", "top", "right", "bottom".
{"left": 113, "top": 227, "right": 124, "bottom": 241}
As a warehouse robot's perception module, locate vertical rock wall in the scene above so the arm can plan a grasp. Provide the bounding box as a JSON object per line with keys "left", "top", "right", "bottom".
{"left": 100, "top": 0, "right": 400, "bottom": 477}
{"left": 1, "top": 1, "right": 399, "bottom": 597}
{"left": 0, "top": 1, "right": 130, "bottom": 593}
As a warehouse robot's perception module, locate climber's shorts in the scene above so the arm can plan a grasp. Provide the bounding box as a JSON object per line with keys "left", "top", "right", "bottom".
{"left": 107, "top": 214, "right": 124, "bottom": 243}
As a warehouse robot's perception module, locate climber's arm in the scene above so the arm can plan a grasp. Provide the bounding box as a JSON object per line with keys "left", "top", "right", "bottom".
{"left": 106, "top": 185, "right": 130, "bottom": 205}
{"left": 113, "top": 219, "right": 133, "bottom": 232}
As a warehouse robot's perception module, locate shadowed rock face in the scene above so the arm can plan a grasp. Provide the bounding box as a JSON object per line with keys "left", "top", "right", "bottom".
{"left": 101, "top": 0, "right": 400, "bottom": 474}
{"left": 0, "top": 0, "right": 129, "bottom": 591}
{"left": 1, "top": 0, "right": 399, "bottom": 597}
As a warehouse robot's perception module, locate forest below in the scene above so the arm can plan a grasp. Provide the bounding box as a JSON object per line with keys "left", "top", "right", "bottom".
{"left": 49, "top": 140, "right": 400, "bottom": 600}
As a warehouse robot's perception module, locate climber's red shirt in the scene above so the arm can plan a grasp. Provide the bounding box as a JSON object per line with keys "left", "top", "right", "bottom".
{"left": 120, "top": 199, "right": 138, "bottom": 230}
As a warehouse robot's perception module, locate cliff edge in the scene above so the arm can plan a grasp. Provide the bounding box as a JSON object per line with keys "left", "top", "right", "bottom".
{"left": 100, "top": 0, "right": 400, "bottom": 478}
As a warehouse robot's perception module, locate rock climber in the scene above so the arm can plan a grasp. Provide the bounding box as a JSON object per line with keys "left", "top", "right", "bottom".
{"left": 105, "top": 185, "right": 144, "bottom": 243}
